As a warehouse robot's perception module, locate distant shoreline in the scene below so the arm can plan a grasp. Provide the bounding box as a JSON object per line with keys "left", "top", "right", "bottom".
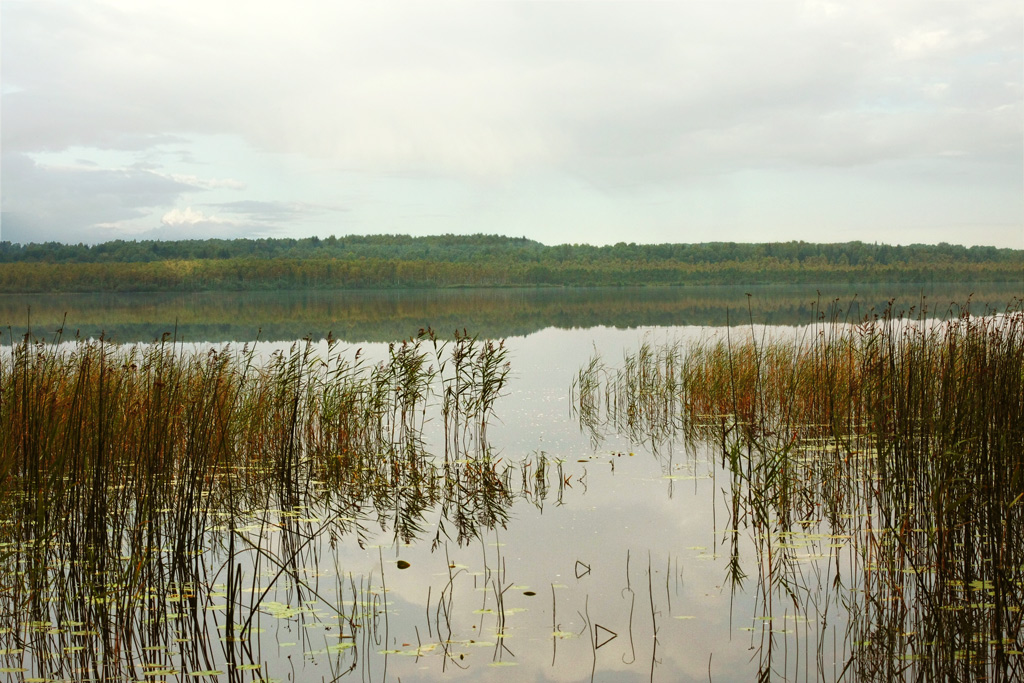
{"left": 2, "top": 235, "right": 1021, "bottom": 293}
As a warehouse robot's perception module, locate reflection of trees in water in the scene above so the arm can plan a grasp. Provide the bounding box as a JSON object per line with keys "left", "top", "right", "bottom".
{"left": 2, "top": 284, "right": 1020, "bottom": 342}
{"left": 576, "top": 304, "right": 1024, "bottom": 681}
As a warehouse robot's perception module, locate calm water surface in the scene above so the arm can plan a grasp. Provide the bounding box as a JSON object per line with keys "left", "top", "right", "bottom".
{"left": 2, "top": 286, "right": 1018, "bottom": 682}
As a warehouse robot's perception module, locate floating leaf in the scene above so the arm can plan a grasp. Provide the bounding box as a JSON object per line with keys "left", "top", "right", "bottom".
{"left": 327, "top": 643, "right": 355, "bottom": 653}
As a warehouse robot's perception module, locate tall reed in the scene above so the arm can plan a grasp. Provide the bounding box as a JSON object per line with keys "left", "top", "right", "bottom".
{"left": 575, "top": 302, "right": 1024, "bottom": 681}
{"left": 0, "top": 327, "right": 517, "bottom": 679}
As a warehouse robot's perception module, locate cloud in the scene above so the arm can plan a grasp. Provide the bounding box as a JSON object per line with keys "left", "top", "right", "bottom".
{"left": 0, "top": 152, "right": 197, "bottom": 243}
{"left": 0, "top": 152, "right": 256, "bottom": 244}
{"left": 2, "top": 0, "right": 1020, "bottom": 246}
{"left": 203, "top": 200, "right": 343, "bottom": 223}
{"left": 161, "top": 206, "right": 232, "bottom": 227}
{"left": 166, "top": 174, "right": 246, "bottom": 191}
{"left": 137, "top": 206, "right": 262, "bottom": 241}
{"left": 5, "top": 1, "right": 1018, "bottom": 181}
{"left": 152, "top": 205, "right": 333, "bottom": 241}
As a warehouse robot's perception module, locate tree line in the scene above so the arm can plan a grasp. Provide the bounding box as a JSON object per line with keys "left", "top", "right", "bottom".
{"left": 0, "top": 234, "right": 1020, "bottom": 292}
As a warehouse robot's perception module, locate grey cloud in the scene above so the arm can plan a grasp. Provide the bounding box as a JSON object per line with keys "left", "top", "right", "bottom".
{"left": 535, "top": 3, "right": 1021, "bottom": 187}
{"left": 2, "top": 86, "right": 189, "bottom": 154}
{"left": 4, "top": 0, "right": 1019, "bottom": 182}
{"left": 0, "top": 152, "right": 197, "bottom": 244}
{"left": 1, "top": 0, "right": 1019, "bottom": 248}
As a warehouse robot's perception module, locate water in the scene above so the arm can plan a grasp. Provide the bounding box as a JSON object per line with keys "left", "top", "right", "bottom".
{"left": 2, "top": 282, "right": 1018, "bottom": 343}
{"left": 0, "top": 285, "right": 1019, "bottom": 682}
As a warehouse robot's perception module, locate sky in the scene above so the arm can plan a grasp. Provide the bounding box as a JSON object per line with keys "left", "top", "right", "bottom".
{"left": 1, "top": 0, "right": 1022, "bottom": 248}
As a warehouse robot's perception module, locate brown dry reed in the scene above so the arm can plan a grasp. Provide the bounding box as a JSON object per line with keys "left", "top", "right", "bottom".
{"left": 575, "top": 300, "right": 1024, "bottom": 682}
{"left": 0, "top": 327, "right": 515, "bottom": 680}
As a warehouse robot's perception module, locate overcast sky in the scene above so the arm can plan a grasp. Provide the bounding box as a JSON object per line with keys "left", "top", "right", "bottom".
{"left": 2, "top": 1, "right": 1021, "bottom": 248}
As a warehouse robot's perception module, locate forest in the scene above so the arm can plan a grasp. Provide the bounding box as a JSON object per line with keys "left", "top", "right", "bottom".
{"left": 0, "top": 234, "right": 1020, "bottom": 292}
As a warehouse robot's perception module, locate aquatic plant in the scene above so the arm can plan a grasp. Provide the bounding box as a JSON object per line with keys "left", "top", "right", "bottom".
{"left": 575, "top": 301, "right": 1024, "bottom": 681}
{"left": 0, "top": 327, "right": 519, "bottom": 680}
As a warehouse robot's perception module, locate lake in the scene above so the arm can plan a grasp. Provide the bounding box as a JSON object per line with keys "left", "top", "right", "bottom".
{"left": 1, "top": 284, "right": 1021, "bottom": 682}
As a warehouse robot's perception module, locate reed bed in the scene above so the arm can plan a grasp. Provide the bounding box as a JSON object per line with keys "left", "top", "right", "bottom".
{"left": 575, "top": 302, "right": 1024, "bottom": 681}
{"left": 0, "top": 328, "right": 520, "bottom": 680}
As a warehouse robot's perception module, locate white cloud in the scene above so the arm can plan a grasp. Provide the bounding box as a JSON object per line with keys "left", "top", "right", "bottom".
{"left": 161, "top": 207, "right": 231, "bottom": 226}
{"left": 149, "top": 206, "right": 269, "bottom": 241}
